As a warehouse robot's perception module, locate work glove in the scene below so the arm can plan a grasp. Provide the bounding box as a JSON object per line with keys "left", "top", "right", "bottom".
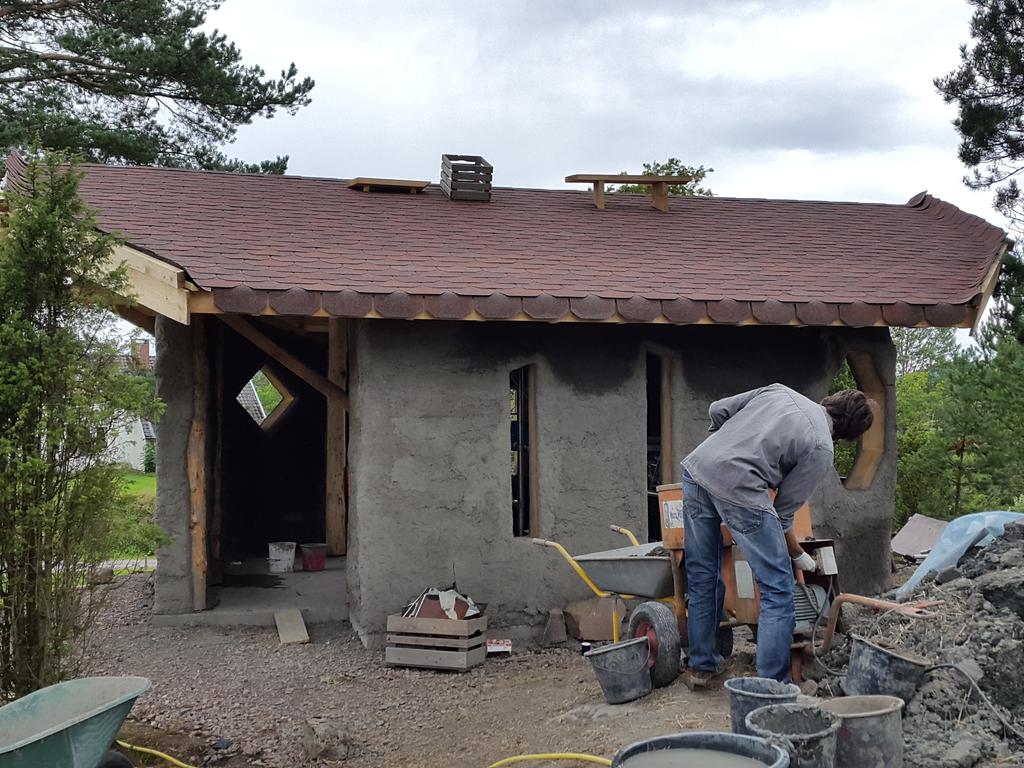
{"left": 792, "top": 551, "right": 818, "bottom": 572}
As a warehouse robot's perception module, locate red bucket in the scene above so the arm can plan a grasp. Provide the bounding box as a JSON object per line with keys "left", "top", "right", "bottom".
{"left": 300, "top": 543, "right": 327, "bottom": 571}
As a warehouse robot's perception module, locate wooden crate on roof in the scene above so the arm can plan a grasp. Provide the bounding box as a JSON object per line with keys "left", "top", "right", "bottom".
{"left": 384, "top": 614, "right": 487, "bottom": 671}
{"left": 440, "top": 154, "right": 492, "bottom": 202}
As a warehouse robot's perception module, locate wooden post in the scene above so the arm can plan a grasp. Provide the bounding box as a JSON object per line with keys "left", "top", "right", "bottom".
{"left": 188, "top": 317, "right": 209, "bottom": 611}
{"left": 592, "top": 181, "right": 605, "bottom": 209}
{"left": 326, "top": 318, "right": 348, "bottom": 555}
{"left": 211, "top": 322, "right": 224, "bottom": 564}
{"left": 650, "top": 182, "right": 669, "bottom": 213}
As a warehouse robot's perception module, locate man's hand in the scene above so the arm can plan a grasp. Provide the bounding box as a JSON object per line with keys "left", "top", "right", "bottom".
{"left": 792, "top": 551, "right": 817, "bottom": 572}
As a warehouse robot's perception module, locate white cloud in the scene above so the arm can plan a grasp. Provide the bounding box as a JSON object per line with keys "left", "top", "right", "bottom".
{"left": 205, "top": 0, "right": 1010, "bottom": 231}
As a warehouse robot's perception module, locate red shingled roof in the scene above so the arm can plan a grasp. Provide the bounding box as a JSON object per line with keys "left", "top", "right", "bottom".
{"left": 3, "top": 153, "right": 1010, "bottom": 326}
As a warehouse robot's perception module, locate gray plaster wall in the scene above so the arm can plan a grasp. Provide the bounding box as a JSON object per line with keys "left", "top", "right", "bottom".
{"left": 347, "top": 321, "right": 648, "bottom": 642}
{"left": 346, "top": 321, "right": 897, "bottom": 642}
{"left": 153, "top": 315, "right": 195, "bottom": 614}
{"left": 660, "top": 325, "right": 896, "bottom": 596}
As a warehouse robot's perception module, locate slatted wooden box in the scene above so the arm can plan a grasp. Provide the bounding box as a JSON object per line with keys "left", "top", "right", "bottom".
{"left": 440, "top": 154, "right": 492, "bottom": 201}
{"left": 385, "top": 614, "right": 487, "bottom": 671}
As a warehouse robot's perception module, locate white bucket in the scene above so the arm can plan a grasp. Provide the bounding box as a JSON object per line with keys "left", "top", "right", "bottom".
{"left": 268, "top": 541, "right": 296, "bottom": 573}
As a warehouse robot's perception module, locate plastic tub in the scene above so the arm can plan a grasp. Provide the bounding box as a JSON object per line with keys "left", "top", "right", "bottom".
{"left": 584, "top": 637, "right": 652, "bottom": 704}
{"left": 725, "top": 677, "right": 801, "bottom": 736}
{"left": 267, "top": 541, "right": 296, "bottom": 573}
{"left": 300, "top": 543, "right": 327, "bottom": 572}
{"left": 745, "top": 703, "right": 840, "bottom": 768}
{"left": 818, "top": 695, "right": 904, "bottom": 768}
{"left": 613, "top": 732, "right": 789, "bottom": 767}
{"left": 845, "top": 635, "right": 931, "bottom": 703}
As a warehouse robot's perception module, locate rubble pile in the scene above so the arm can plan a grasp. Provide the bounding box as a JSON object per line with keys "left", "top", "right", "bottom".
{"left": 819, "top": 521, "right": 1024, "bottom": 768}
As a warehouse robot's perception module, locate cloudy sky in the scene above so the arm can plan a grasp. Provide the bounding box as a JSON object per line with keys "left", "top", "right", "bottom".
{"left": 207, "top": 0, "right": 1008, "bottom": 231}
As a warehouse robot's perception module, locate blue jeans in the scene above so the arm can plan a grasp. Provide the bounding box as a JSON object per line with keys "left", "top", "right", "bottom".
{"left": 682, "top": 472, "right": 795, "bottom": 682}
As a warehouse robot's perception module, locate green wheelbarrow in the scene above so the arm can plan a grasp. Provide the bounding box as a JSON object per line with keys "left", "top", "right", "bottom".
{"left": 0, "top": 676, "right": 150, "bottom": 768}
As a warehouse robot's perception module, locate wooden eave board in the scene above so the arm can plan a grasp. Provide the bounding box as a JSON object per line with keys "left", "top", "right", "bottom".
{"left": 275, "top": 608, "right": 310, "bottom": 644}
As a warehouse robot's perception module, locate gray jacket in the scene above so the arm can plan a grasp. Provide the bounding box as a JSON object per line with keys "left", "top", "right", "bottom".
{"left": 681, "top": 383, "right": 834, "bottom": 530}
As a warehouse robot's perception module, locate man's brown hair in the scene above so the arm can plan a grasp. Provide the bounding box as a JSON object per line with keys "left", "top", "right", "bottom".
{"left": 820, "top": 389, "right": 875, "bottom": 440}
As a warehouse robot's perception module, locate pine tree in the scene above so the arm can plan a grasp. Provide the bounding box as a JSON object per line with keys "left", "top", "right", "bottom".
{"left": 0, "top": 1, "right": 314, "bottom": 172}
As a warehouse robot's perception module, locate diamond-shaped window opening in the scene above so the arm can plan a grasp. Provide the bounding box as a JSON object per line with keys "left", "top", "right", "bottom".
{"left": 238, "top": 367, "right": 295, "bottom": 430}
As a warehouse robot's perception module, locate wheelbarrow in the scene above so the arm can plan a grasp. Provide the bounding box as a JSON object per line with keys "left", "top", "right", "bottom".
{"left": 534, "top": 525, "right": 738, "bottom": 689}
{"left": 0, "top": 676, "right": 151, "bottom": 768}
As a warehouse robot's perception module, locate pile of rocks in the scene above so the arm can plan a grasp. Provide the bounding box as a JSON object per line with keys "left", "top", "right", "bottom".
{"left": 815, "top": 521, "right": 1024, "bottom": 768}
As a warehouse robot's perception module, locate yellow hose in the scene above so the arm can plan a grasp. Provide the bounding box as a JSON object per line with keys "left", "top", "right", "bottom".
{"left": 487, "top": 753, "right": 612, "bottom": 767}
{"left": 116, "top": 739, "right": 198, "bottom": 768}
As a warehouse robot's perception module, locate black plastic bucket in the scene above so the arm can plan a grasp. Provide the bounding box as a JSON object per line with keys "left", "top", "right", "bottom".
{"left": 724, "top": 676, "right": 801, "bottom": 736}
{"left": 745, "top": 703, "right": 840, "bottom": 768}
{"left": 613, "top": 732, "right": 789, "bottom": 767}
{"left": 584, "top": 637, "right": 652, "bottom": 704}
{"left": 846, "top": 635, "right": 931, "bottom": 703}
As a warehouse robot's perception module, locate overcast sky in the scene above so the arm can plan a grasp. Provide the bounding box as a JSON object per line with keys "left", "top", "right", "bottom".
{"left": 208, "top": 0, "right": 1006, "bottom": 230}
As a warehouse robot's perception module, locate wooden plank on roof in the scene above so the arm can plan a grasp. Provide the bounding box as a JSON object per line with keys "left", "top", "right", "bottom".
{"left": 565, "top": 174, "right": 694, "bottom": 184}
{"left": 347, "top": 177, "right": 430, "bottom": 193}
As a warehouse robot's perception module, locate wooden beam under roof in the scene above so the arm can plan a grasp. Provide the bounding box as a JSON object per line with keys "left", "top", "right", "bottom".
{"left": 110, "top": 244, "right": 190, "bottom": 324}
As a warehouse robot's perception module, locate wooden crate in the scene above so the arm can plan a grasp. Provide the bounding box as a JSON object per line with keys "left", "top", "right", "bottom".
{"left": 385, "top": 614, "right": 487, "bottom": 671}
{"left": 440, "top": 154, "right": 492, "bottom": 201}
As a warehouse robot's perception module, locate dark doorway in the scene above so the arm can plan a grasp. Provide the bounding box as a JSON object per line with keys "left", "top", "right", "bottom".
{"left": 646, "top": 353, "right": 663, "bottom": 542}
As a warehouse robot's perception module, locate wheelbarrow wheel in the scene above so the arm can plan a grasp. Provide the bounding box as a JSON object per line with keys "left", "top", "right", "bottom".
{"left": 628, "top": 601, "right": 681, "bottom": 688}
{"left": 98, "top": 750, "right": 134, "bottom": 768}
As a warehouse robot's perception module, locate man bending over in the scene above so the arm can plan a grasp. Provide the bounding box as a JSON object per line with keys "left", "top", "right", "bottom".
{"left": 681, "top": 384, "right": 875, "bottom": 686}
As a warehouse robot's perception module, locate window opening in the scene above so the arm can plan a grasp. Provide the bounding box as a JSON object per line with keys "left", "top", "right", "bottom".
{"left": 828, "top": 352, "right": 886, "bottom": 489}
{"left": 646, "top": 353, "right": 664, "bottom": 541}
{"left": 238, "top": 367, "right": 295, "bottom": 430}
{"left": 511, "top": 366, "right": 535, "bottom": 537}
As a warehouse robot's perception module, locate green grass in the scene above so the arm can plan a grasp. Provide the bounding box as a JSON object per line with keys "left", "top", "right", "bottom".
{"left": 121, "top": 471, "right": 156, "bottom": 497}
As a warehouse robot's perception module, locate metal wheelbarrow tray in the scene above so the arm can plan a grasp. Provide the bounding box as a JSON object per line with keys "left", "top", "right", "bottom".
{"left": 0, "top": 676, "right": 150, "bottom": 768}
{"left": 574, "top": 542, "right": 674, "bottom": 598}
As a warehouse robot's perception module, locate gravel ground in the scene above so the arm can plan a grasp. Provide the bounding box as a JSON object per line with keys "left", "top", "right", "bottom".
{"left": 84, "top": 575, "right": 735, "bottom": 767}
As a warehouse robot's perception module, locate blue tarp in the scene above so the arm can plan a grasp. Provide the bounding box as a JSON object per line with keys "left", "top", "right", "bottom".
{"left": 895, "top": 511, "right": 1024, "bottom": 601}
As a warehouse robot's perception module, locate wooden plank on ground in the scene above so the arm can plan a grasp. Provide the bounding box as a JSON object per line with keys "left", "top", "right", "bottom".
{"left": 385, "top": 633, "right": 486, "bottom": 650}
{"left": 384, "top": 645, "right": 486, "bottom": 670}
{"left": 386, "top": 615, "right": 487, "bottom": 636}
{"left": 275, "top": 609, "right": 310, "bottom": 644}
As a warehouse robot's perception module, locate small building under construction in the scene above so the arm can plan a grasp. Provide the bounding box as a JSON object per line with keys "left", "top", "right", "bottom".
{"left": 5, "top": 153, "right": 1009, "bottom": 644}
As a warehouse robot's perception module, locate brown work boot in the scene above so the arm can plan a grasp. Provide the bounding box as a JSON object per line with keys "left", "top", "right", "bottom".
{"left": 683, "top": 668, "right": 720, "bottom": 690}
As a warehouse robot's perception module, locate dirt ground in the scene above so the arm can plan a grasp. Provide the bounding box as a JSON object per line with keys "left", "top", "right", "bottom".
{"left": 86, "top": 575, "right": 739, "bottom": 767}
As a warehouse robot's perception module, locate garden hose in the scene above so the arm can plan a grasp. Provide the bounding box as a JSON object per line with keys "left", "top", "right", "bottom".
{"left": 116, "top": 739, "right": 198, "bottom": 768}
{"left": 487, "top": 753, "right": 612, "bottom": 767}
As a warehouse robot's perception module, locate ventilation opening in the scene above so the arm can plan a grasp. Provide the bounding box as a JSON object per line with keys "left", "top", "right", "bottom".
{"left": 238, "top": 367, "right": 295, "bottom": 430}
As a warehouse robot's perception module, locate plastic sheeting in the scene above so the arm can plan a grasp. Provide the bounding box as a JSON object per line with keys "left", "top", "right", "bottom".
{"left": 896, "top": 511, "right": 1024, "bottom": 600}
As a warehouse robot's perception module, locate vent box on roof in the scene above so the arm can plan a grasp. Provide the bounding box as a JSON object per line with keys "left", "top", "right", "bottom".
{"left": 440, "top": 155, "right": 492, "bottom": 202}
{"left": 347, "top": 178, "right": 430, "bottom": 194}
